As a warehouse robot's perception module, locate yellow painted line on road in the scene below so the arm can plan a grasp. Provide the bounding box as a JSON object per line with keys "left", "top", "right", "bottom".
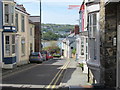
{"left": 46, "top": 59, "right": 70, "bottom": 89}
{"left": 46, "top": 61, "right": 68, "bottom": 89}
{"left": 51, "top": 61, "right": 70, "bottom": 89}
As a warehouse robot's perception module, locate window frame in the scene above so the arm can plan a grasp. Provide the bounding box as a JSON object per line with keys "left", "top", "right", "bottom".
{"left": 15, "top": 13, "right": 19, "bottom": 31}
{"left": 4, "top": 4, "right": 9, "bottom": 24}
{"left": 88, "top": 13, "right": 98, "bottom": 38}
{"left": 4, "top": 3, "right": 15, "bottom": 25}
{"left": 21, "top": 15, "right": 25, "bottom": 32}
{"left": 4, "top": 34, "right": 16, "bottom": 57}
{"left": 81, "top": 37, "right": 85, "bottom": 56}
{"left": 30, "top": 27, "right": 32, "bottom": 36}
{"left": 88, "top": 12, "right": 98, "bottom": 60}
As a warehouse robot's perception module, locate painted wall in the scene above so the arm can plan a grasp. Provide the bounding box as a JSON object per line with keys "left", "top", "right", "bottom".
{"left": 29, "top": 23, "right": 35, "bottom": 55}
{"left": 15, "top": 9, "right": 29, "bottom": 65}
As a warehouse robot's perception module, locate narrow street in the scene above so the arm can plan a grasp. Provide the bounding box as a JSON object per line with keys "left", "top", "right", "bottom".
{"left": 2, "top": 58, "right": 69, "bottom": 89}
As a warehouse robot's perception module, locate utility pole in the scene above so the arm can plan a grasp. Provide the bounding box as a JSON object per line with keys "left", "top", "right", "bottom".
{"left": 40, "top": 0, "right": 42, "bottom": 51}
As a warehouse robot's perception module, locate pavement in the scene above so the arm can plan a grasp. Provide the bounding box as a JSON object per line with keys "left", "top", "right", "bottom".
{"left": 60, "top": 58, "right": 90, "bottom": 87}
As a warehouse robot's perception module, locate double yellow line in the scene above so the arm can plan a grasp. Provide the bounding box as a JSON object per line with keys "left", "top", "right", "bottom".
{"left": 45, "top": 60, "right": 70, "bottom": 89}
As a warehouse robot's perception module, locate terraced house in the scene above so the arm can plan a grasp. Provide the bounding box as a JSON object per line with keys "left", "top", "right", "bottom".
{"left": 2, "top": 0, "right": 35, "bottom": 69}
{"left": 76, "top": 0, "right": 89, "bottom": 74}
{"left": 2, "top": 0, "right": 17, "bottom": 69}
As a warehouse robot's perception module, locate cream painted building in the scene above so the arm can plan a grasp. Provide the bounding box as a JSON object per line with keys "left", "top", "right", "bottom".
{"left": 15, "top": 5, "right": 30, "bottom": 66}
{"left": 28, "top": 20, "right": 35, "bottom": 55}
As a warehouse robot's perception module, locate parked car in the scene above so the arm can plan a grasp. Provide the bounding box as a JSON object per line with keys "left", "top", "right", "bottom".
{"left": 47, "top": 53, "right": 53, "bottom": 60}
{"left": 53, "top": 54, "right": 61, "bottom": 58}
{"left": 29, "top": 52, "right": 43, "bottom": 63}
{"left": 42, "top": 51, "right": 53, "bottom": 60}
{"left": 40, "top": 51, "right": 47, "bottom": 61}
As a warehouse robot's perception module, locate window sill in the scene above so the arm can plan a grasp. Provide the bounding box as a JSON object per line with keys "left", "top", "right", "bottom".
{"left": 86, "top": 59, "right": 100, "bottom": 70}
{"left": 4, "top": 55, "right": 16, "bottom": 58}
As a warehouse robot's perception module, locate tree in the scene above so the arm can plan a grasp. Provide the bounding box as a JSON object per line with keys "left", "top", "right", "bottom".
{"left": 42, "top": 31, "right": 59, "bottom": 41}
{"left": 43, "top": 45, "right": 60, "bottom": 54}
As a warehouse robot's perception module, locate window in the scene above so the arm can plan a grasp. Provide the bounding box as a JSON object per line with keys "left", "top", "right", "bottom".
{"left": 5, "top": 36, "right": 10, "bottom": 56}
{"left": 30, "top": 27, "right": 32, "bottom": 36}
{"left": 5, "top": 4, "right": 9, "bottom": 23}
{"left": 79, "top": 11, "right": 84, "bottom": 32}
{"left": 15, "top": 13, "right": 18, "bottom": 31}
{"left": 21, "top": 38, "right": 25, "bottom": 56}
{"left": 88, "top": 13, "right": 98, "bottom": 60}
{"left": 21, "top": 15, "right": 25, "bottom": 32}
{"left": 81, "top": 37, "right": 84, "bottom": 55}
{"left": 88, "top": 13, "right": 97, "bottom": 38}
{"left": 11, "top": 6, "right": 14, "bottom": 24}
{"left": 5, "top": 35, "right": 15, "bottom": 56}
{"left": 12, "top": 35, "right": 15, "bottom": 54}
{"left": 4, "top": 4, "right": 15, "bottom": 24}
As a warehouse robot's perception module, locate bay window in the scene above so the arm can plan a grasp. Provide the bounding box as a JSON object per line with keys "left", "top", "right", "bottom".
{"left": 5, "top": 4, "right": 9, "bottom": 23}
{"left": 4, "top": 3, "right": 15, "bottom": 24}
{"left": 88, "top": 13, "right": 97, "bottom": 38}
{"left": 88, "top": 13, "right": 98, "bottom": 60}
{"left": 4, "top": 35, "right": 15, "bottom": 56}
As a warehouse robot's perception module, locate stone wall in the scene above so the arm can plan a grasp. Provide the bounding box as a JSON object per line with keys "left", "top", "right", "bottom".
{"left": 99, "top": 0, "right": 117, "bottom": 87}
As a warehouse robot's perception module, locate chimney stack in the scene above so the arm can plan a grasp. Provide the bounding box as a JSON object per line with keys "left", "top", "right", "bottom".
{"left": 74, "top": 25, "right": 79, "bottom": 35}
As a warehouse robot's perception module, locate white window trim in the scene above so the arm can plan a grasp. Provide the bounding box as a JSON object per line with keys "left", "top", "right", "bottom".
{"left": 88, "top": 13, "right": 98, "bottom": 38}
{"left": 4, "top": 34, "right": 16, "bottom": 57}
{"left": 3, "top": 3, "right": 15, "bottom": 25}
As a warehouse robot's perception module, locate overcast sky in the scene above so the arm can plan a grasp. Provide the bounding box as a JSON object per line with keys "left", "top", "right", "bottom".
{"left": 15, "top": 0, "right": 83, "bottom": 25}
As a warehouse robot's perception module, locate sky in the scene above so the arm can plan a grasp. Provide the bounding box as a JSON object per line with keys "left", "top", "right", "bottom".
{"left": 15, "top": 0, "right": 83, "bottom": 25}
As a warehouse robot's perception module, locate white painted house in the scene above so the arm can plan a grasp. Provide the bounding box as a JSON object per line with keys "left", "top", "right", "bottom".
{"left": 2, "top": 0, "right": 34, "bottom": 69}
{"left": 15, "top": 4, "right": 30, "bottom": 66}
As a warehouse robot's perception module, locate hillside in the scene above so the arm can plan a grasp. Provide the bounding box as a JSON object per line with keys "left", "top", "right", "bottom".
{"left": 41, "top": 24, "right": 74, "bottom": 41}
{"left": 41, "top": 24, "right": 74, "bottom": 35}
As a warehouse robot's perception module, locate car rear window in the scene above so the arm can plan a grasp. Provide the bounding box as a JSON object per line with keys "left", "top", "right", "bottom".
{"left": 31, "top": 52, "right": 39, "bottom": 56}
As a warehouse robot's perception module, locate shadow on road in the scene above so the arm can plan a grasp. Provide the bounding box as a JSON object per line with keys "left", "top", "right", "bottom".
{"left": 61, "top": 68, "right": 76, "bottom": 83}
